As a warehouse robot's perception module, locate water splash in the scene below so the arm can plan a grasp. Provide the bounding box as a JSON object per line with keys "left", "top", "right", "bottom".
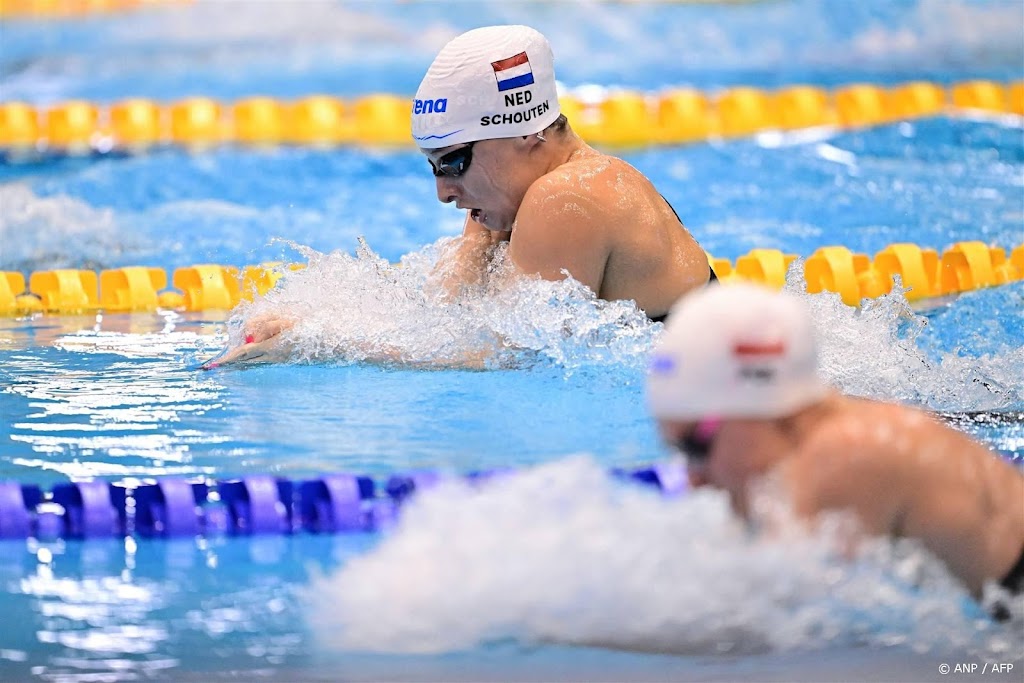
{"left": 843, "top": 0, "right": 1024, "bottom": 69}
{"left": 228, "top": 240, "right": 1022, "bottom": 410}
{"left": 5, "top": 1, "right": 1021, "bottom": 104}
{"left": 0, "top": 184, "right": 136, "bottom": 271}
{"left": 307, "top": 455, "right": 1021, "bottom": 657}
{"left": 228, "top": 238, "right": 657, "bottom": 374}
{"left": 783, "top": 263, "right": 1024, "bottom": 411}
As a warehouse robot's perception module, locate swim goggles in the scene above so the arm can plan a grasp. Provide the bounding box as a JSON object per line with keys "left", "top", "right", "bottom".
{"left": 674, "top": 417, "right": 722, "bottom": 462}
{"left": 429, "top": 142, "right": 476, "bottom": 178}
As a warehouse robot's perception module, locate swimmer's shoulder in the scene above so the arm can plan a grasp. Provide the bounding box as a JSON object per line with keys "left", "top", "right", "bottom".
{"left": 520, "top": 155, "right": 610, "bottom": 221}
{"left": 523, "top": 151, "right": 651, "bottom": 220}
{"left": 800, "top": 398, "right": 919, "bottom": 476}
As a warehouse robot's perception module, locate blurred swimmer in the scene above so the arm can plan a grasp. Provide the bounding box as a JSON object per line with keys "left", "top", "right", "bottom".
{"left": 205, "top": 25, "right": 711, "bottom": 369}
{"left": 646, "top": 283, "right": 1024, "bottom": 599}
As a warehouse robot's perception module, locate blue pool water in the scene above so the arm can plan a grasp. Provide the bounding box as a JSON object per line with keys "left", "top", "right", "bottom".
{"left": 1, "top": 1, "right": 1023, "bottom": 681}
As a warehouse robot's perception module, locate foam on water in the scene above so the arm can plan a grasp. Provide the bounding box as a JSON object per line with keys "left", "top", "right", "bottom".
{"left": 841, "top": 0, "right": 1024, "bottom": 68}
{"left": 0, "top": 184, "right": 134, "bottom": 271}
{"left": 307, "top": 455, "right": 1022, "bottom": 657}
{"left": 228, "top": 238, "right": 657, "bottom": 375}
{"left": 785, "top": 266, "right": 1024, "bottom": 412}
{"left": 4, "top": 0, "right": 1021, "bottom": 103}
{"left": 226, "top": 240, "right": 1022, "bottom": 411}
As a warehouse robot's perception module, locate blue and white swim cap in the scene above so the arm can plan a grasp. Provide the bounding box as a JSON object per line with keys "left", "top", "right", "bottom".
{"left": 647, "top": 284, "right": 829, "bottom": 420}
{"left": 412, "top": 25, "right": 562, "bottom": 149}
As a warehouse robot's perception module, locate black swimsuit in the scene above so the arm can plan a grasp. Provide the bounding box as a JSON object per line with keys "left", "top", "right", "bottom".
{"left": 990, "top": 544, "right": 1024, "bottom": 622}
{"left": 648, "top": 196, "right": 716, "bottom": 324}
{"left": 1000, "top": 545, "right": 1024, "bottom": 595}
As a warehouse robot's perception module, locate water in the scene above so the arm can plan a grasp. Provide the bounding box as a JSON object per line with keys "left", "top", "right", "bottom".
{"left": 1, "top": 1, "right": 1023, "bottom": 680}
{"left": 2, "top": 0, "right": 1022, "bottom": 102}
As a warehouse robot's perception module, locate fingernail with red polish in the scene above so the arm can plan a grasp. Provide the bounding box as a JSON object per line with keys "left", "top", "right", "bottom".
{"left": 245, "top": 334, "right": 255, "bottom": 344}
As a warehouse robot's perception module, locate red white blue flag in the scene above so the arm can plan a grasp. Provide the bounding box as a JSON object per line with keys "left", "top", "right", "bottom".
{"left": 733, "top": 341, "right": 785, "bottom": 357}
{"left": 491, "top": 52, "right": 535, "bottom": 92}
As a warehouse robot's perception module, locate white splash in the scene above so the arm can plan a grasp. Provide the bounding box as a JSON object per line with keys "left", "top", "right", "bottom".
{"left": 307, "top": 455, "right": 1020, "bottom": 656}
{"left": 228, "top": 239, "right": 656, "bottom": 373}
{"left": 847, "top": 0, "right": 1024, "bottom": 67}
{"left": 0, "top": 184, "right": 134, "bottom": 271}
{"left": 784, "top": 264, "right": 1024, "bottom": 411}
{"left": 229, "top": 240, "right": 1022, "bottom": 410}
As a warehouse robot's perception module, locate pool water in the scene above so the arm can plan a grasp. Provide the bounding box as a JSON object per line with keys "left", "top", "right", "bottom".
{"left": 1, "top": 1, "right": 1023, "bottom": 681}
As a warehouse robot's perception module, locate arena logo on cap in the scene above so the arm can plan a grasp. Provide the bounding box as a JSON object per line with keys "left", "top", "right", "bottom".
{"left": 413, "top": 97, "right": 448, "bottom": 115}
{"left": 491, "top": 52, "right": 534, "bottom": 92}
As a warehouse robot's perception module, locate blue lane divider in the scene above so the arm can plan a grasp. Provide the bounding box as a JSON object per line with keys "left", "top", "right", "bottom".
{"left": 0, "top": 482, "right": 38, "bottom": 538}
{"left": 52, "top": 480, "right": 120, "bottom": 538}
{"left": 0, "top": 463, "right": 688, "bottom": 541}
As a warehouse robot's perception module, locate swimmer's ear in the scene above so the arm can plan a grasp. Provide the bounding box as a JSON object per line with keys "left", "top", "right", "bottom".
{"left": 519, "top": 133, "right": 545, "bottom": 151}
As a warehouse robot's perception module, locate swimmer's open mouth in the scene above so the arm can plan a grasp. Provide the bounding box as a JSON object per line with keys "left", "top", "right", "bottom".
{"left": 470, "top": 209, "right": 482, "bottom": 220}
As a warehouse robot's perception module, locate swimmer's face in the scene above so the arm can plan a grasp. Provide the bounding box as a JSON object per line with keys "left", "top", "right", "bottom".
{"left": 424, "top": 137, "right": 538, "bottom": 231}
{"left": 660, "top": 417, "right": 780, "bottom": 518}
{"left": 660, "top": 418, "right": 721, "bottom": 489}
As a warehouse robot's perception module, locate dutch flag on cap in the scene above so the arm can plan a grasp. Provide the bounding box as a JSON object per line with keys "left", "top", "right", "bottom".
{"left": 491, "top": 52, "right": 535, "bottom": 92}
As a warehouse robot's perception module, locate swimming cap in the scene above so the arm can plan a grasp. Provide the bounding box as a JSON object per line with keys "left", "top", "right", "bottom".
{"left": 412, "top": 25, "right": 562, "bottom": 149}
{"left": 647, "top": 284, "right": 829, "bottom": 420}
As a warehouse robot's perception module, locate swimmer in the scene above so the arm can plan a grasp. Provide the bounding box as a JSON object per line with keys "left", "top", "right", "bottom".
{"left": 414, "top": 25, "right": 712, "bottom": 319}
{"left": 646, "top": 283, "right": 1024, "bottom": 600}
{"left": 205, "top": 25, "right": 711, "bottom": 369}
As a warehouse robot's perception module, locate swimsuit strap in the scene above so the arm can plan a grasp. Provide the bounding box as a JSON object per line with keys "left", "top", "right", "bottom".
{"left": 1000, "top": 544, "right": 1024, "bottom": 594}
{"left": 661, "top": 193, "right": 683, "bottom": 224}
{"left": 990, "top": 545, "right": 1024, "bottom": 622}
{"left": 648, "top": 195, "right": 717, "bottom": 323}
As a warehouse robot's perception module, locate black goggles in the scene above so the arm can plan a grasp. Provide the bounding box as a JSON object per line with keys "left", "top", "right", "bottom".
{"left": 429, "top": 142, "right": 475, "bottom": 178}
{"left": 672, "top": 417, "right": 722, "bottom": 462}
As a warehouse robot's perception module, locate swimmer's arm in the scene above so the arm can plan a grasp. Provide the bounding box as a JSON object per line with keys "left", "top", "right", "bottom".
{"left": 203, "top": 338, "right": 494, "bottom": 370}
{"left": 786, "top": 437, "right": 906, "bottom": 536}
{"left": 891, "top": 430, "right": 1022, "bottom": 596}
{"left": 429, "top": 213, "right": 511, "bottom": 299}
{"left": 200, "top": 313, "right": 498, "bottom": 371}
{"left": 897, "top": 478, "right": 991, "bottom": 596}
{"left": 507, "top": 186, "right": 610, "bottom": 293}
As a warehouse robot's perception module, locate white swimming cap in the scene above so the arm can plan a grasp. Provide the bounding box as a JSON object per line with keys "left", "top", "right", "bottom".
{"left": 412, "top": 25, "right": 562, "bottom": 149}
{"left": 647, "top": 284, "right": 829, "bottom": 420}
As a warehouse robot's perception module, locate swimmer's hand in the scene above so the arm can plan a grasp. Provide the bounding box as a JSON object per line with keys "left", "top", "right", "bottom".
{"left": 201, "top": 315, "right": 296, "bottom": 370}
{"left": 200, "top": 337, "right": 290, "bottom": 369}
{"left": 199, "top": 312, "right": 498, "bottom": 371}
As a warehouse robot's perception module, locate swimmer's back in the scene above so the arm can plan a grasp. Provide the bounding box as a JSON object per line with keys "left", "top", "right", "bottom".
{"left": 790, "top": 396, "right": 1024, "bottom": 596}
{"left": 519, "top": 148, "right": 710, "bottom": 318}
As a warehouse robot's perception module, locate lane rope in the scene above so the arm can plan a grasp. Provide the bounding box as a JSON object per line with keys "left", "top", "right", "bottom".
{"left": 2, "top": 240, "right": 1021, "bottom": 315}
{"left": 2, "top": 441, "right": 1020, "bottom": 542}
{"left": 2, "top": 80, "right": 1021, "bottom": 156}
{"left": 0, "top": 463, "right": 686, "bottom": 540}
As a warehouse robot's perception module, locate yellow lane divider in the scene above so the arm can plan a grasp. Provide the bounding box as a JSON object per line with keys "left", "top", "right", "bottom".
{"left": 1, "top": 80, "right": 1021, "bottom": 155}
{"left": 5, "top": 0, "right": 749, "bottom": 19}
{"left": 712, "top": 241, "right": 1023, "bottom": 307}
{"left": 0, "top": 0, "right": 191, "bottom": 19}
{"left": 1, "top": 242, "right": 1020, "bottom": 316}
